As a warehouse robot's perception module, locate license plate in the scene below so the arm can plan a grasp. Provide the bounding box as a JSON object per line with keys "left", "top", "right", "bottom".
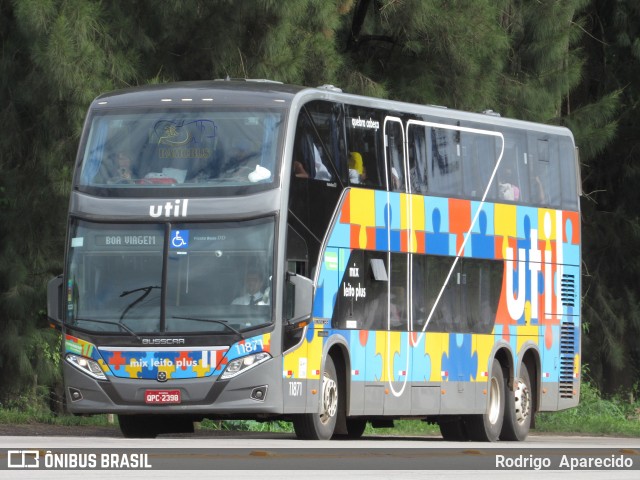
{"left": 144, "top": 389, "right": 181, "bottom": 404}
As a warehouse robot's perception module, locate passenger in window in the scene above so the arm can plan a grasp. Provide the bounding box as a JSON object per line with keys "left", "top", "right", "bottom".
{"left": 498, "top": 167, "right": 520, "bottom": 201}
{"left": 293, "top": 160, "right": 310, "bottom": 178}
{"left": 390, "top": 166, "right": 402, "bottom": 191}
{"left": 293, "top": 149, "right": 331, "bottom": 180}
{"left": 107, "top": 153, "right": 135, "bottom": 184}
{"left": 348, "top": 152, "right": 365, "bottom": 184}
{"left": 232, "top": 268, "right": 269, "bottom": 305}
{"left": 293, "top": 131, "right": 332, "bottom": 181}
{"left": 311, "top": 143, "right": 332, "bottom": 181}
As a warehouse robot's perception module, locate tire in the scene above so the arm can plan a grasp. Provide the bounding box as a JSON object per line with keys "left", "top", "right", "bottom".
{"left": 500, "top": 363, "right": 533, "bottom": 441}
{"left": 118, "top": 414, "right": 158, "bottom": 438}
{"left": 340, "top": 418, "right": 367, "bottom": 439}
{"left": 118, "top": 414, "right": 193, "bottom": 438}
{"left": 466, "top": 359, "right": 505, "bottom": 442}
{"left": 438, "top": 417, "right": 468, "bottom": 441}
{"left": 293, "top": 356, "right": 339, "bottom": 440}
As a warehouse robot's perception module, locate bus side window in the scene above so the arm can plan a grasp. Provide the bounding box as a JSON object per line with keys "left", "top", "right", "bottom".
{"left": 345, "top": 106, "right": 384, "bottom": 189}
{"left": 496, "top": 130, "right": 529, "bottom": 203}
{"left": 293, "top": 128, "right": 333, "bottom": 181}
{"left": 528, "top": 136, "right": 561, "bottom": 208}
{"left": 462, "top": 128, "right": 497, "bottom": 200}
{"left": 411, "top": 255, "right": 427, "bottom": 330}
{"left": 362, "top": 252, "right": 388, "bottom": 331}
{"left": 559, "top": 137, "right": 579, "bottom": 210}
{"left": 427, "top": 126, "right": 462, "bottom": 196}
{"left": 461, "top": 259, "right": 501, "bottom": 334}
{"left": 385, "top": 121, "right": 405, "bottom": 193}
{"left": 293, "top": 102, "right": 345, "bottom": 183}
{"left": 408, "top": 125, "right": 429, "bottom": 194}
{"left": 330, "top": 250, "right": 365, "bottom": 329}
{"left": 389, "top": 253, "right": 408, "bottom": 331}
{"left": 425, "top": 255, "right": 458, "bottom": 332}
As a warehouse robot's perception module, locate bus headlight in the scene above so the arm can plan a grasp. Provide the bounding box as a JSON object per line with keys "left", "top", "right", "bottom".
{"left": 221, "top": 352, "right": 271, "bottom": 380}
{"left": 66, "top": 354, "right": 107, "bottom": 380}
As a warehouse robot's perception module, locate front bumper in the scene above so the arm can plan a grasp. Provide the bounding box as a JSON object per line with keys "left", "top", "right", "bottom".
{"left": 63, "top": 357, "right": 283, "bottom": 416}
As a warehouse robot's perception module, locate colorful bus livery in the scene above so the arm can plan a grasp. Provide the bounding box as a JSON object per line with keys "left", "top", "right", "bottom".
{"left": 48, "top": 79, "right": 580, "bottom": 441}
{"left": 284, "top": 189, "right": 580, "bottom": 402}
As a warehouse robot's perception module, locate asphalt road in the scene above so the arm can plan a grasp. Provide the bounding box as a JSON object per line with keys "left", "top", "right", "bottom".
{"left": 1, "top": 431, "right": 639, "bottom": 479}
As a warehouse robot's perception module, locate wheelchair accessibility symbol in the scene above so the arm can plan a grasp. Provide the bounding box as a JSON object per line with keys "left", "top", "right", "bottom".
{"left": 170, "top": 230, "right": 189, "bottom": 249}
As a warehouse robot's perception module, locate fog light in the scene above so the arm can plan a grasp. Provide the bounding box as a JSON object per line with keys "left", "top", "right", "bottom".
{"left": 69, "top": 387, "right": 83, "bottom": 402}
{"left": 251, "top": 386, "right": 268, "bottom": 401}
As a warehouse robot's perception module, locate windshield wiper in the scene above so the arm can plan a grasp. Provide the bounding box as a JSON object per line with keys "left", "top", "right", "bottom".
{"left": 171, "top": 316, "right": 243, "bottom": 340}
{"left": 119, "top": 286, "right": 161, "bottom": 321}
{"left": 241, "top": 322, "right": 273, "bottom": 334}
{"left": 69, "top": 318, "right": 142, "bottom": 341}
{"left": 120, "top": 286, "right": 161, "bottom": 297}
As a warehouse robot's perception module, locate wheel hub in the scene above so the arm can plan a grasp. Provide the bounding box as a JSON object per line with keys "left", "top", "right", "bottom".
{"left": 514, "top": 377, "right": 531, "bottom": 425}
{"left": 321, "top": 374, "right": 338, "bottom": 423}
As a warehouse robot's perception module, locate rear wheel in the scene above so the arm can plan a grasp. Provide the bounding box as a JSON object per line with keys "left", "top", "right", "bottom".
{"left": 466, "top": 359, "right": 505, "bottom": 442}
{"left": 293, "top": 356, "right": 339, "bottom": 440}
{"left": 500, "top": 364, "right": 532, "bottom": 441}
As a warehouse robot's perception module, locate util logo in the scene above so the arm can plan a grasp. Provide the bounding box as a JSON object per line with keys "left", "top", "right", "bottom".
{"left": 149, "top": 199, "right": 189, "bottom": 218}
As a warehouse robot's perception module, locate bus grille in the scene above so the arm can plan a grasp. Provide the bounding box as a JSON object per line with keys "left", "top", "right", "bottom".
{"left": 559, "top": 322, "right": 576, "bottom": 398}
{"left": 561, "top": 274, "right": 576, "bottom": 307}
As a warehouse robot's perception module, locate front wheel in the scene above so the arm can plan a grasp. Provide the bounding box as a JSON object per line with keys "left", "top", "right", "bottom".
{"left": 500, "top": 364, "right": 533, "bottom": 441}
{"left": 466, "top": 359, "right": 505, "bottom": 442}
{"left": 438, "top": 417, "right": 468, "bottom": 441}
{"left": 340, "top": 418, "right": 367, "bottom": 439}
{"left": 118, "top": 414, "right": 193, "bottom": 438}
{"left": 118, "top": 415, "right": 158, "bottom": 438}
{"left": 293, "top": 356, "right": 339, "bottom": 440}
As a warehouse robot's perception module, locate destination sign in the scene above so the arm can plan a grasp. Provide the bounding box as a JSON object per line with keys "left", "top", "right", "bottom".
{"left": 94, "top": 235, "right": 162, "bottom": 247}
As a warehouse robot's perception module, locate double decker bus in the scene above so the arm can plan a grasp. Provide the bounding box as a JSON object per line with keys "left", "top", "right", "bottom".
{"left": 48, "top": 80, "right": 581, "bottom": 440}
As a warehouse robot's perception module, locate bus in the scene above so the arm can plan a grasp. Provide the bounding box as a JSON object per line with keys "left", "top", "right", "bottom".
{"left": 47, "top": 79, "right": 581, "bottom": 441}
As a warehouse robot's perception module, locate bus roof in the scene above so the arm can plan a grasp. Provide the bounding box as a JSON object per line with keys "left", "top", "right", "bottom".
{"left": 91, "top": 79, "right": 305, "bottom": 109}
{"left": 91, "top": 80, "right": 572, "bottom": 138}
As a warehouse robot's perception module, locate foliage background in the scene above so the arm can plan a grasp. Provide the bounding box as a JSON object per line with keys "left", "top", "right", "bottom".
{"left": 0, "top": 0, "right": 638, "bottom": 404}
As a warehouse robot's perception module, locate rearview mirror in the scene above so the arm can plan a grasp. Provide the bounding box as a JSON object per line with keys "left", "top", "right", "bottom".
{"left": 285, "top": 272, "right": 313, "bottom": 329}
{"left": 47, "top": 275, "right": 63, "bottom": 328}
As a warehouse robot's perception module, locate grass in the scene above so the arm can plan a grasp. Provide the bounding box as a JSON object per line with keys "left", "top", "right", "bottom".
{"left": 1, "top": 379, "right": 638, "bottom": 437}
{"left": 534, "top": 380, "right": 640, "bottom": 437}
{"left": 0, "top": 408, "right": 114, "bottom": 427}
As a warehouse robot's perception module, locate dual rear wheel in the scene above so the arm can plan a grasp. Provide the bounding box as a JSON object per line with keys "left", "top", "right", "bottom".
{"left": 439, "top": 359, "right": 533, "bottom": 442}
{"left": 294, "top": 355, "right": 533, "bottom": 442}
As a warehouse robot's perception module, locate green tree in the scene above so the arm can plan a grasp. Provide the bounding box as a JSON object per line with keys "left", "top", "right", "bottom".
{"left": 0, "top": 0, "right": 140, "bottom": 403}
{"left": 343, "top": 0, "right": 509, "bottom": 106}
{"left": 126, "top": 0, "right": 346, "bottom": 85}
{"left": 574, "top": 0, "right": 640, "bottom": 393}
{"left": 0, "top": 0, "right": 634, "bottom": 405}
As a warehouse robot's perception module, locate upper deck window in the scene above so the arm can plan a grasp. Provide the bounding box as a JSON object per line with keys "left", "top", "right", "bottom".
{"left": 77, "top": 108, "right": 283, "bottom": 196}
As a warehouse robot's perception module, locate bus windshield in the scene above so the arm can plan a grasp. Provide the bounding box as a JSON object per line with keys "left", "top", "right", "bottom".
{"left": 65, "top": 217, "right": 274, "bottom": 336}
{"left": 78, "top": 109, "right": 282, "bottom": 193}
